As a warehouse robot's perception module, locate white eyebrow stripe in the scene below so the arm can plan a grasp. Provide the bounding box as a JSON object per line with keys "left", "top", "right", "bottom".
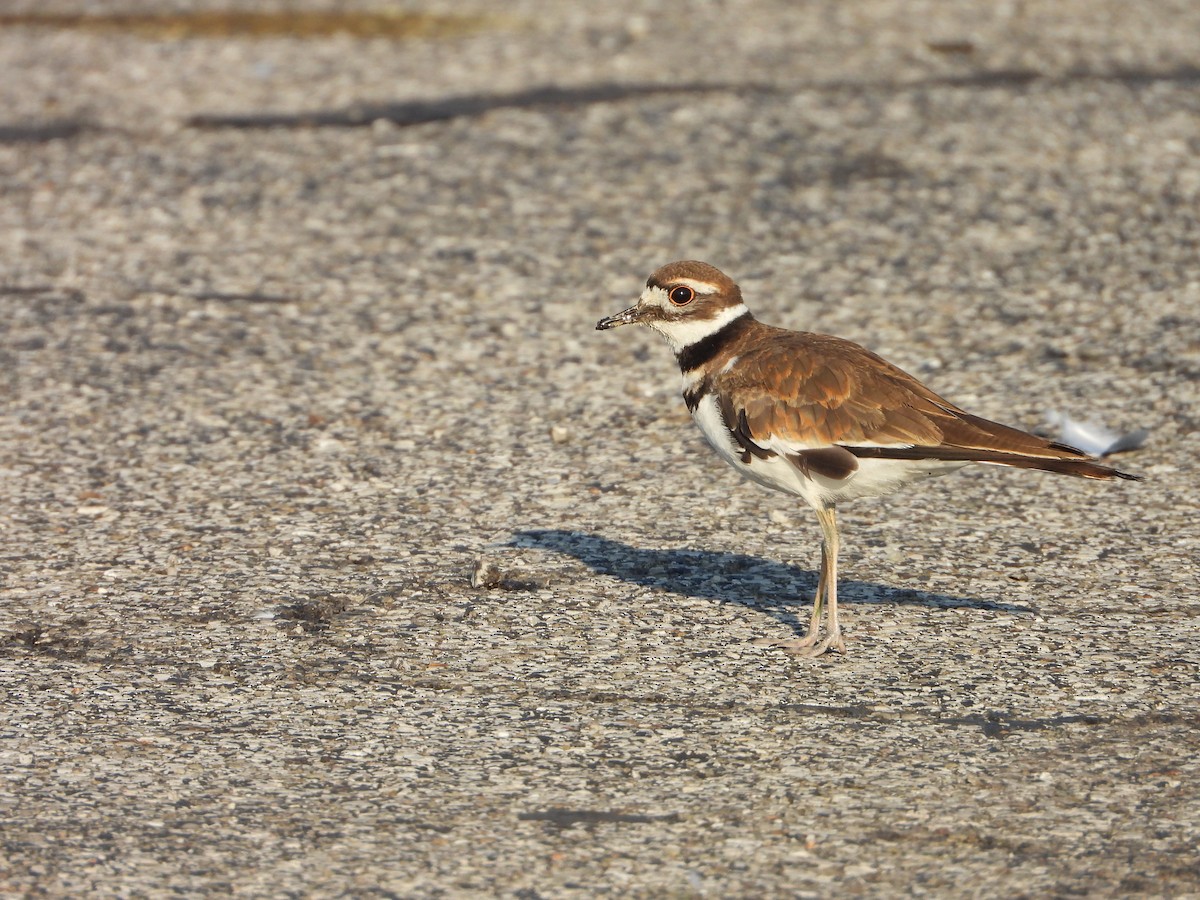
{"left": 669, "top": 277, "right": 723, "bottom": 295}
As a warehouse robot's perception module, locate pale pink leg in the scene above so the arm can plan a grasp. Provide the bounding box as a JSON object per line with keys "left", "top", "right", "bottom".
{"left": 755, "top": 507, "right": 845, "bottom": 657}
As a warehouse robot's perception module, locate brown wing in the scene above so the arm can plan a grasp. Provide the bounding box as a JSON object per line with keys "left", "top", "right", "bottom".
{"left": 713, "top": 328, "right": 1138, "bottom": 480}
{"left": 716, "top": 329, "right": 949, "bottom": 449}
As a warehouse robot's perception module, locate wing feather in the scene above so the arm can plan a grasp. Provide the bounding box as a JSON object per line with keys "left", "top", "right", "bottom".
{"left": 707, "top": 327, "right": 1130, "bottom": 478}
{"left": 715, "top": 330, "right": 946, "bottom": 451}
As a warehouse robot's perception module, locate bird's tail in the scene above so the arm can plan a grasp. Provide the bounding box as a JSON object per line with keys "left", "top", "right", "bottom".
{"left": 848, "top": 410, "right": 1143, "bottom": 481}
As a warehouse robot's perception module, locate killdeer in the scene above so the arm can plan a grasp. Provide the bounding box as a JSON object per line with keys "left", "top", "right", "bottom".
{"left": 596, "top": 261, "right": 1140, "bottom": 658}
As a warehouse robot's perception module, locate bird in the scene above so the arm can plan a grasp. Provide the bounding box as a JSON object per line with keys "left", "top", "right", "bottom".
{"left": 595, "top": 260, "right": 1140, "bottom": 658}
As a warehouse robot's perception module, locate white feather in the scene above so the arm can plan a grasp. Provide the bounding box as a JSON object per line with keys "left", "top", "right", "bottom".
{"left": 690, "top": 394, "right": 966, "bottom": 509}
{"left": 650, "top": 302, "right": 751, "bottom": 356}
{"left": 1042, "top": 410, "right": 1149, "bottom": 457}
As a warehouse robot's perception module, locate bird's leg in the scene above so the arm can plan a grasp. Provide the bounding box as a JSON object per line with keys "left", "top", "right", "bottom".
{"left": 754, "top": 507, "right": 838, "bottom": 653}
{"left": 807, "top": 541, "right": 828, "bottom": 638}
{"left": 780, "top": 507, "right": 845, "bottom": 658}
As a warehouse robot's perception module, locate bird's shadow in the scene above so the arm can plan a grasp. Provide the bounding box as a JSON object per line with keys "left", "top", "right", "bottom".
{"left": 511, "top": 529, "right": 1032, "bottom": 637}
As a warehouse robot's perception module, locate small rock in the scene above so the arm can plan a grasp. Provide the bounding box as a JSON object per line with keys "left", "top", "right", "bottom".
{"left": 549, "top": 425, "right": 571, "bottom": 444}
{"left": 471, "top": 557, "right": 549, "bottom": 591}
{"left": 471, "top": 558, "right": 501, "bottom": 589}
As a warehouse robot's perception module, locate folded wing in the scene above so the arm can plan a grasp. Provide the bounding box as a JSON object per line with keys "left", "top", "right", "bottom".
{"left": 712, "top": 329, "right": 1137, "bottom": 481}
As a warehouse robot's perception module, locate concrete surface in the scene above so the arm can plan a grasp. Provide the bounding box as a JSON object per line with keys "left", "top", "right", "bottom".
{"left": 2, "top": 1, "right": 1199, "bottom": 896}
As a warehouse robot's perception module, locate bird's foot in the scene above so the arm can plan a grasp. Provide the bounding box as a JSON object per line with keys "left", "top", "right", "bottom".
{"left": 754, "top": 630, "right": 844, "bottom": 658}
{"left": 788, "top": 631, "right": 845, "bottom": 658}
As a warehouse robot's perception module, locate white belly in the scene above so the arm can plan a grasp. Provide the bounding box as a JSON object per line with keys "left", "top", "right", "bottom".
{"left": 689, "top": 394, "right": 966, "bottom": 509}
{"left": 690, "top": 394, "right": 824, "bottom": 502}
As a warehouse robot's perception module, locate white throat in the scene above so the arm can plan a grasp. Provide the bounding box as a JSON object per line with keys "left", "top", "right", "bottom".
{"left": 653, "top": 303, "right": 750, "bottom": 355}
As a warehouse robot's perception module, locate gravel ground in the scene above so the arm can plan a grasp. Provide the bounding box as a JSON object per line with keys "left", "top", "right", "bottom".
{"left": 2, "top": 2, "right": 1199, "bottom": 896}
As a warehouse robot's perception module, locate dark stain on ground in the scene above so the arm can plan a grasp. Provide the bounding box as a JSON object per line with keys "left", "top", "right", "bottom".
{"left": 7, "top": 68, "right": 1200, "bottom": 144}
{"left": 276, "top": 594, "right": 351, "bottom": 633}
{"left": 4, "top": 622, "right": 93, "bottom": 661}
{"left": 186, "top": 83, "right": 759, "bottom": 130}
{"left": 182, "top": 68, "right": 1200, "bottom": 132}
{"left": 0, "top": 121, "right": 87, "bottom": 143}
{"left": 955, "top": 709, "right": 1108, "bottom": 738}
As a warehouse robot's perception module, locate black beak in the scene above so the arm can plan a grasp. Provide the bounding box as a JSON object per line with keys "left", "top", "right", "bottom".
{"left": 595, "top": 304, "right": 641, "bottom": 330}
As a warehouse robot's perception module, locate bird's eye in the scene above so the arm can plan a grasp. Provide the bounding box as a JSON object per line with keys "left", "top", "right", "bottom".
{"left": 668, "top": 285, "right": 695, "bottom": 306}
